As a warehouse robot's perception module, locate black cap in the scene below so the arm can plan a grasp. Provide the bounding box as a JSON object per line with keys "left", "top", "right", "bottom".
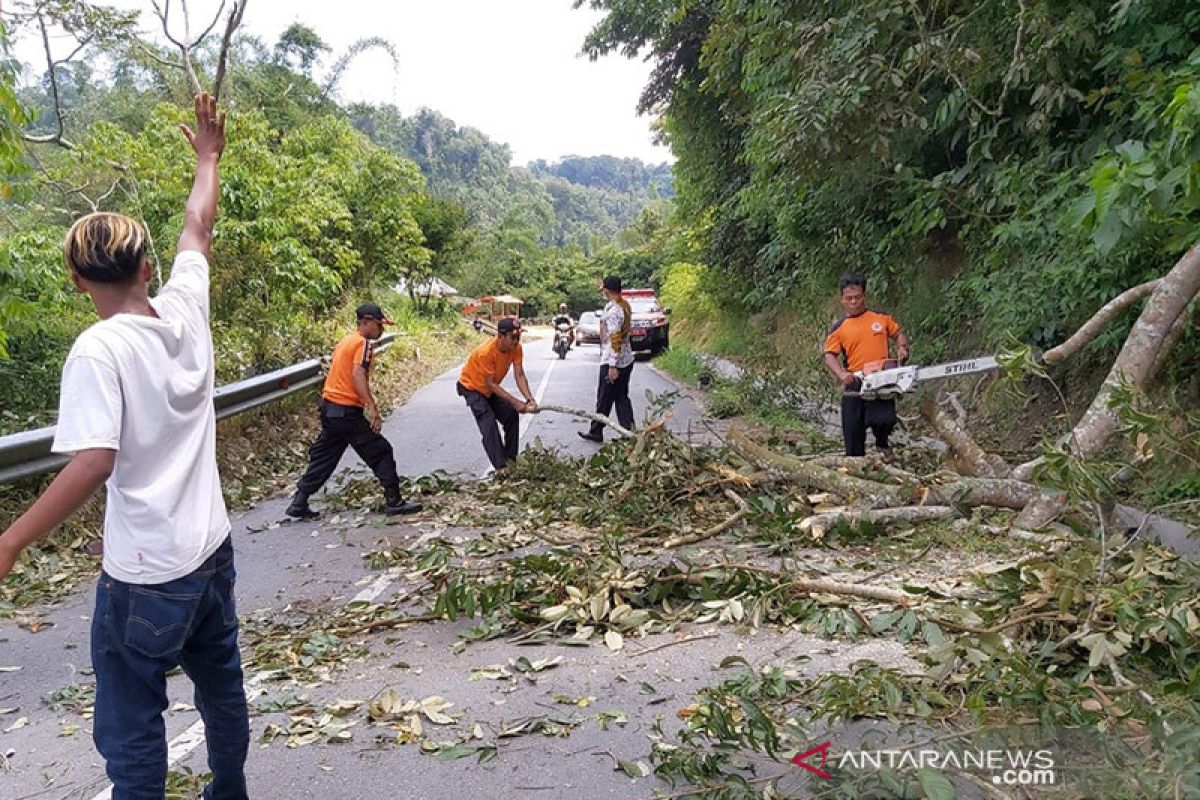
{"left": 497, "top": 317, "right": 521, "bottom": 334}
{"left": 356, "top": 303, "right": 393, "bottom": 324}
{"left": 602, "top": 275, "right": 622, "bottom": 293}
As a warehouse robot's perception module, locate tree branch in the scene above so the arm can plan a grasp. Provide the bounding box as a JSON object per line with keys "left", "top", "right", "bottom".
{"left": 663, "top": 489, "right": 749, "bottom": 547}
{"left": 212, "top": 0, "right": 247, "bottom": 103}
{"left": 920, "top": 392, "right": 1012, "bottom": 478}
{"left": 22, "top": 8, "right": 75, "bottom": 149}
{"left": 1042, "top": 279, "right": 1160, "bottom": 366}
{"left": 151, "top": 0, "right": 226, "bottom": 96}
{"left": 535, "top": 403, "right": 633, "bottom": 437}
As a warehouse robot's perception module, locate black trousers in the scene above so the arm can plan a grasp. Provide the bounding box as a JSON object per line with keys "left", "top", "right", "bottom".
{"left": 295, "top": 400, "right": 401, "bottom": 499}
{"left": 841, "top": 386, "right": 896, "bottom": 456}
{"left": 589, "top": 363, "right": 635, "bottom": 439}
{"left": 457, "top": 382, "right": 519, "bottom": 469}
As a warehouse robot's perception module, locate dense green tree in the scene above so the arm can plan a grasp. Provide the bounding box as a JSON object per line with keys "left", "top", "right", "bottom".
{"left": 579, "top": 0, "right": 1200, "bottom": 368}
{"left": 273, "top": 23, "right": 330, "bottom": 76}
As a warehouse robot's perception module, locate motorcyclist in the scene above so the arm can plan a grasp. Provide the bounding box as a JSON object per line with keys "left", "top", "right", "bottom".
{"left": 552, "top": 303, "right": 575, "bottom": 348}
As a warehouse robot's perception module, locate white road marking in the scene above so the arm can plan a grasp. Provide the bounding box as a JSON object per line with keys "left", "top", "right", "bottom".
{"left": 519, "top": 352, "right": 558, "bottom": 442}
{"left": 351, "top": 567, "right": 404, "bottom": 604}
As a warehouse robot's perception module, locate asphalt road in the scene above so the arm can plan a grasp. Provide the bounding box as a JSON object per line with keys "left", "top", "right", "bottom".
{"left": 10, "top": 333, "right": 879, "bottom": 800}
{"left": 367, "top": 330, "right": 708, "bottom": 481}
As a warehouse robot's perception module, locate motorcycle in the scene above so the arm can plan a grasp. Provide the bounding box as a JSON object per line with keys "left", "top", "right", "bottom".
{"left": 553, "top": 322, "right": 573, "bottom": 360}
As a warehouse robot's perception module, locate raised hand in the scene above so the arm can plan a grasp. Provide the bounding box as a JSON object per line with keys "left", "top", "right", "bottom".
{"left": 179, "top": 92, "right": 226, "bottom": 161}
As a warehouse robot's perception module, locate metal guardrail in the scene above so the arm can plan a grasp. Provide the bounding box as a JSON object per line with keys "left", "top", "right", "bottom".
{"left": 0, "top": 332, "right": 400, "bottom": 486}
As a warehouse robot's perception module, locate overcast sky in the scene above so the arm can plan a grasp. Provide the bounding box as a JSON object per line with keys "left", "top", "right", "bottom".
{"left": 6, "top": 0, "right": 671, "bottom": 166}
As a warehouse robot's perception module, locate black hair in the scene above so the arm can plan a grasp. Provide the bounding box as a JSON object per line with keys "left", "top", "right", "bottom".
{"left": 602, "top": 275, "right": 622, "bottom": 293}
{"left": 838, "top": 274, "right": 866, "bottom": 293}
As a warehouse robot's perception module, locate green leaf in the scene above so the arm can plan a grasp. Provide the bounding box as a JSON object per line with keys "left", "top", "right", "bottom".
{"left": 918, "top": 766, "right": 957, "bottom": 800}
{"left": 436, "top": 745, "right": 478, "bottom": 761}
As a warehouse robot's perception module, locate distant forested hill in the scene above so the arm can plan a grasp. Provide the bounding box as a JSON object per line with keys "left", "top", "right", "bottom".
{"left": 347, "top": 104, "right": 673, "bottom": 250}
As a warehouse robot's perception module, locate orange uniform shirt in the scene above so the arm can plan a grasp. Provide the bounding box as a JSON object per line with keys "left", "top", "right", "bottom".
{"left": 459, "top": 337, "right": 523, "bottom": 396}
{"left": 322, "top": 332, "right": 373, "bottom": 406}
{"left": 823, "top": 310, "right": 901, "bottom": 373}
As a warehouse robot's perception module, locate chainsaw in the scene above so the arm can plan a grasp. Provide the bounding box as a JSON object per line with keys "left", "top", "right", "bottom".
{"left": 853, "top": 356, "right": 1001, "bottom": 400}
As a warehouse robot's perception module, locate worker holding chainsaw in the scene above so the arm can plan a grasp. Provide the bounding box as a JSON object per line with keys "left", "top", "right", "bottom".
{"left": 823, "top": 274, "right": 909, "bottom": 461}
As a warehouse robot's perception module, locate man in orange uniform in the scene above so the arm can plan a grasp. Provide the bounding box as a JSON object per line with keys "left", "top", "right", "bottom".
{"left": 457, "top": 317, "right": 538, "bottom": 471}
{"left": 286, "top": 304, "right": 421, "bottom": 518}
{"left": 823, "top": 275, "right": 910, "bottom": 460}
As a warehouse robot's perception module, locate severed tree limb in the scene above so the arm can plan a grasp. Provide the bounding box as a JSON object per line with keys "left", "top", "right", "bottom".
{"left": 920, "top": 392, "right": 1012, "bottom": 478}
{"left": 535, "top": 403, "right": 633, "bottom": 437}
{"left": 798, "top": 505, "right": 957, "bottom": 535}
{"left": 663, "top": 489, "right": 749, "bottom": 547}
{"left": 524, "top": 526, "right": 579, "bottom": 547}
{"left": 660, "top": 565, "right": 911, "bottom": 605}
{"left": 810, "top": 454, "right": 921, "bottom": 483}
{"left": 729, "top": 427, "right": 909, "bottom": 508}
{"left": 1042, "top": 279, "right": 1160, "bottom": 366}
{"left": 934, "top": 610, "right": 1077, "bottom": 636}
{"left": 1017, "top": 243, "right": 1200, "bottom": 529}
{"left": 922, "top": 477, "right": 1043, "bottom": 510}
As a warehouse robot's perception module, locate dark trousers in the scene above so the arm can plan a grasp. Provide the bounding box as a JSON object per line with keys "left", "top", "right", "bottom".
{"left": 91, "top": 537, "right": 248, "bottom": 800}
{"left": 841, "top": 386, "right": 896, "bottom": 456}
{"left": 589, "top": 363, "right": 635, "bottom": 439}
{"left": 457, "top": 382, "right": 519, "bottom": 469}
{"left": 295, "top": 400, "right": 401, "bottom": 500}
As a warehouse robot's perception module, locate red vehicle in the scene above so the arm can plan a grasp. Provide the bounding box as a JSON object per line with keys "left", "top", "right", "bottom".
{"left": 623, "top": 288, "right": 671, "bottom": 355}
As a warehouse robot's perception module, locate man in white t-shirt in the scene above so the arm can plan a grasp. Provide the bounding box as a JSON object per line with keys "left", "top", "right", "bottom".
{"left": 0, "top": 94, "right": 248, "bottom": 800}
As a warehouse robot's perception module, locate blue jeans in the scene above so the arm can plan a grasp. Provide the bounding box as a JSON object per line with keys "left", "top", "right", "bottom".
{"left": 91, "top": 536, "right": 249, "bottom": 800}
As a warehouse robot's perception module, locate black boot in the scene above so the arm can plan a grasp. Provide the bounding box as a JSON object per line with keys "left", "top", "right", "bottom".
{"left": 285, "top": 492, "right": 319, "bottom": 519}
{"left": 383, "top": 489, "right": 422, "bottom": 516}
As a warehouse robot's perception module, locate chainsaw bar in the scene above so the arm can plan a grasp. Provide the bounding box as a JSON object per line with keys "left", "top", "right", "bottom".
{"left": 854, "top": 356, "right": 1001, "bottom": 399}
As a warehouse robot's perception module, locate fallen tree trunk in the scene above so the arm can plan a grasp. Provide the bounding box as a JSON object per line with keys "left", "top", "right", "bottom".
{"left": 1016, "top": 242, "right": 1200, "bottom": 528}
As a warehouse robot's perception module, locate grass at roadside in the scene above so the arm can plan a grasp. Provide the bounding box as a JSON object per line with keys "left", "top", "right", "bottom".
{"left": 654, "top": 345, "right": 704, "bottom": 386}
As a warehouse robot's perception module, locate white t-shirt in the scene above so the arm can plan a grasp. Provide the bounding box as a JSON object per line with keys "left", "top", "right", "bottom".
{"left": 51, "top": 250, "right": 230, "bottom": 584}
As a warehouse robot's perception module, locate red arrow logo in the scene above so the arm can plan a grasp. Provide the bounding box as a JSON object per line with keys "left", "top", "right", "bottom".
{"left": 791, "top": 741, "right": 833, "bottom": 779}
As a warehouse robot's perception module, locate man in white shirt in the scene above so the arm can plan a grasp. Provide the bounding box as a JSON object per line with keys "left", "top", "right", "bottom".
{"left": 578, "top": 275, "right": 636, "bottom": 443}
{"left": 0, "top": 94, "right": 249, "bottom": 800}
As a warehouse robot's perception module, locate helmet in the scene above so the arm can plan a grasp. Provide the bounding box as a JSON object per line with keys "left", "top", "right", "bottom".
{"left": 558, "top": 303, "right": 568, "bottom": 312}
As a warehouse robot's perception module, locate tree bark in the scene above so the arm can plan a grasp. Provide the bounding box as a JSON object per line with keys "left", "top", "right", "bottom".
{"left": 923, "top": 478, "right": 1043, "bottom": 510}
